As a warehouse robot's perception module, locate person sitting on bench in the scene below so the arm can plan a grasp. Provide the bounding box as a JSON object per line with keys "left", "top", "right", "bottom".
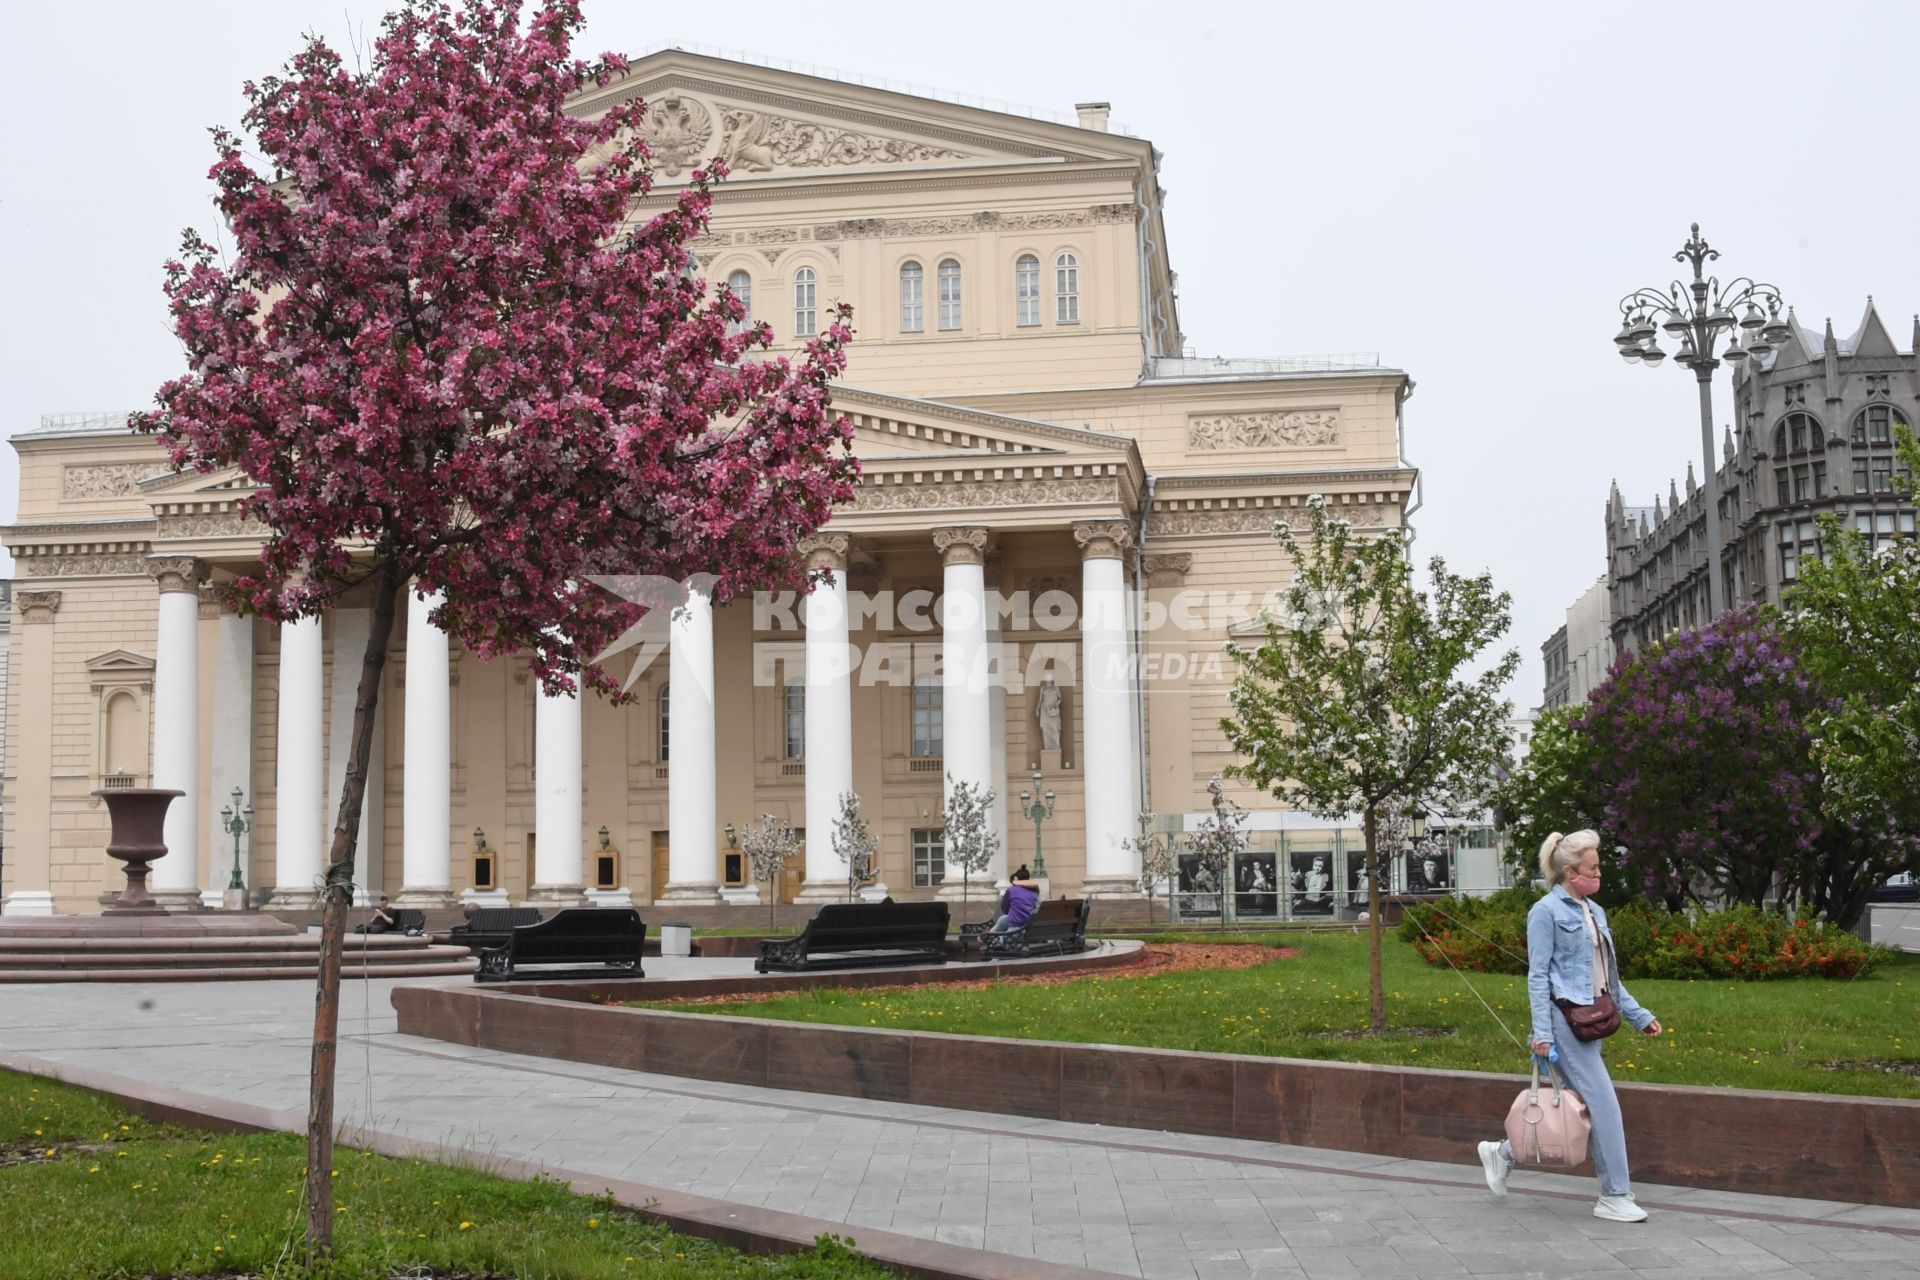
{"left": 365, "top": 895, "right": 398, "bottom": 934}
{"left": 991, "top": 868, "right": 1040, "bottom": 934}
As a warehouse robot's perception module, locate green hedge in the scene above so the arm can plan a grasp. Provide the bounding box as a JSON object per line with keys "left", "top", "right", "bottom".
{"left": 1396, "top": 890, "right": 1888, "bottom": 980}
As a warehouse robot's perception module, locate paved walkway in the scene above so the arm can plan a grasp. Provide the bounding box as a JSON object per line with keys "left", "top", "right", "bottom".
{"left": 2, "top": 974, "right": 1918, "bottom": 1279}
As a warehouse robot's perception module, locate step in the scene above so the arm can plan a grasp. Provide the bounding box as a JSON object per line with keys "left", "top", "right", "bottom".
{"left": 0, "top": 944, "right": 478, "bottom": 970}
{"left": 0, "top": 960, "right": 478, "bottom": 983}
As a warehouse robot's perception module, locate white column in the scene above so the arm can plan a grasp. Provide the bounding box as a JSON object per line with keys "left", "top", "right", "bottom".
{"left": 205, "top": 607, "right": 255, "bottom": 908}
{"left": 797, "top": 537, "right": 854, "bottom": 902}
{"left": 1078, "top": 522, "right": 1141, "bottom": 894}
{"left": 398, "top": 587, "right": 452, "bottom": 906}
{"left": 326, "top": 608, "right": 386, "bottom": 907}
{"left": 935, "top": 527, "right": 994, "bottom": 899}
{"left": 532, "top": 678, "right": 585, "bottom": 904}
{"left": 664, "top": 585, "right": 720, "bottom": 900}
{"left": 148, "top": 559, "right": 203, "bottom": 908}
{"left": 987, "top": 621, "right": 1011, "bottom": 883}
{"left": 270, "top": 613, "right": 326, "bottom": 907}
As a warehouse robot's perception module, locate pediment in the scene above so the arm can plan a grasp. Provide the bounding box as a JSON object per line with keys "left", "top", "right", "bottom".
{"left": 86, "top": 648, "right": 156, "bottom": 685}
{"left": 139, "top": 466, "right": 255, "bottom": 497}
{"left": 575, "top": 49, "right": 1143, "bottom": 182}
{"left": 836, "top": 386, "right": 1134, "bottom": 463}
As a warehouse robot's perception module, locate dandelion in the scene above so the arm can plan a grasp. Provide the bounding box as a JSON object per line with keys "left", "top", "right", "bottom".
{"left": 459, "top": 1221, "right": 474, "bottom": 1231}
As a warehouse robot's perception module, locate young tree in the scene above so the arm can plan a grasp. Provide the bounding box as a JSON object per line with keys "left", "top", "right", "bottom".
{"left": 1185, "top": 775, "right": 1248, "bottom": 928}
{"left": 1579, "top": 606, "right": 1825, "bottom": 912}
{"left": 1226, "top": 495, "right": 1517, "bottom": 1032}
{"left": 1787, "top": 426, "right": 1920, "bottom": 922}
{"left": 942, "top": 775, "right": 1000, "bottom": 921}
{"left": 830, "top": 790, "right": 878, "bottom": 903}
{"left": 134, "top": 0, "right": 855, "bottom": 1252}
{"left": 741, "top": 813, "right": 803, "bottom": 929}
{"left": 1125, "top": 811, "right": 1179, "bottom": 926}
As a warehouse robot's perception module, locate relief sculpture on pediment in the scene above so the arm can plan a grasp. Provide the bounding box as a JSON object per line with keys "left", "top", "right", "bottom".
{"left": 62, "top": 464, "right": 148, "bottom": 500}
{"left": 719, "top": 106, "right": 971, "bottom": 171}
{"left": 1187, "top": 411, "right": 1342, "bottom": 452}
{"left": 635, "top": 94, "right": 714, "bottom": 177}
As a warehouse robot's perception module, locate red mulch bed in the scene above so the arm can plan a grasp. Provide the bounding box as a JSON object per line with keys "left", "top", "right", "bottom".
{"left": 660, "top": 942, "right": 1297, "bottom": 1006}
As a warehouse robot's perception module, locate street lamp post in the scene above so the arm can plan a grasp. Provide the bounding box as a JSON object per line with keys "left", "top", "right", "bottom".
{"left": 1616, "top": 224, "right": 1792, "bottom": 618}
{"left": 220, "top": 786, "right": 253, "bottom": 910}
{"left": 1017, "top": 769, "right": 1056, "bottom": 880}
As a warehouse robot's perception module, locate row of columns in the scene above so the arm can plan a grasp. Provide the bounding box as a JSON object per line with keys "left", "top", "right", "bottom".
{"left": 123, "top": 521, "right": 1145, "bottom": 910}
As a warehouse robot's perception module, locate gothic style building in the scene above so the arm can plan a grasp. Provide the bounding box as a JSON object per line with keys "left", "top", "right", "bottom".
{"left": 3, "top": 50, "right": 1420, "bottom": 917}
{"left": 1605, "top": 304, "right": 1918, "bottom": 656}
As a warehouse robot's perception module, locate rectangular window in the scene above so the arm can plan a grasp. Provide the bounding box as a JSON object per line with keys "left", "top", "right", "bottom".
{"left": 1016, "top": 258, "right": 1041, "bottom": 326}
{"left": 912, "top": 828, "right": 945, "bottom": 888}
{"left": 794, "top": 271, "right": 818, "bottom": 339}
{"left": 1854, "top": 461, "right": 1870, "bottom": 494}
{"left": 1852, "top": 414, "right": 1868, "bottom": 446}
{"left": 1902, "top": 512, "right": 1917, "bottom": 535}
{"left": 911, "top": 682, "right": 943, "bottom": 758}
{"left": 1873, "top": 460, "right": 1894, "bottom": 493}
{"left": 1877, "top": 512, "right": 1896, "bottom": 537}
{"left": 783, "top": 683, "right": 805, "bottom": 761}
{"left": 1779, "top": 540, "right": 1798, "bottom": 583}
{"left": 1869, "top": 405, "right": 1892, "bottom": 445}
{"left": 1792, "top": 466, "right": 1810, "bottom": 503}
{"left": 1812, "top": 462, "right": 1826, "bottom": 498}
{"left": 1775, "top": 467, "right": 1790, "bottom": 505}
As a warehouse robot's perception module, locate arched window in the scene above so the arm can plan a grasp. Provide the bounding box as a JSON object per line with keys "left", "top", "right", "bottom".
{"left": 1054, "top": 251, "right": 1080, "bottom": 324}
{"left": 658, "top": 684, "right": 671, "bottom": 763}
{"left": 793, "top": 267, "right": 817, "bottom": 338}
{"left": 726, "top": 269, "right": 752, "bottom": 333}
{"left": 937, "top": 259, "right": 962, "bottom": 330}
{"left": 1775, "top": 411, "right": 1822, "bottom": 456}
{"left": 899, "top": 261, "right": 925, "bottom": 332}
{"left": 783, "top": 679, "right": 806, "bottom": 761}
{"left": 911, "top": 677, "right": 943, "bottom": 758}
{"left": 1015, "top": 255, "right": 1041, "bottom": 326}
{"left": 1852, "top": 404, "right": 1908, "bottom": 447}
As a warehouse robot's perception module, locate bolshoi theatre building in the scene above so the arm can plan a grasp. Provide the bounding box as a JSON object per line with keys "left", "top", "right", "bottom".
{"left": 1, "top": 49, "right": 1437, "bottom": 921}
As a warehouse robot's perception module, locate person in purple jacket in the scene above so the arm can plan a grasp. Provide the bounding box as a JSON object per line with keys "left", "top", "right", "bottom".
{"left": 992, "top": 867, "right": 1040, "bottom": 933}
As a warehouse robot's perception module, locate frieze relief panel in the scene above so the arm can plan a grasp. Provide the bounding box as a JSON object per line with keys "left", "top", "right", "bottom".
{"left": 156, "top": 511, "right": 256, "bottom": 539}
{"left": 852, "top": 477, "right": 1112, "bottom": 512}
{"left": 21, "top": 553, "right": 152, "bottom": 578}
{"left": 1187, "top": 411, "right": 1342, "bottom": 452}
{"left": 719, "top": 105, "right": 971, "bottom": 171}
{"left": 1150, "top": 503, "right": 1393, "bottom": 536}
{"left": 687, "top": 206, "right": 1137, "bottom": 254}
{"left": 62, "top": 464, "right": 149, "bottom": 500}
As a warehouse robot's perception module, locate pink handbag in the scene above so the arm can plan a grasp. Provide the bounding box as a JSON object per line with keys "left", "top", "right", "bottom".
{"left": 1504, "top": 1057, "right": 1591, "bottom": 1168}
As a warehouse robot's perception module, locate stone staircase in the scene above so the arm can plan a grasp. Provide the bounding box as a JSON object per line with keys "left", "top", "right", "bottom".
{"left": 0, "top": 916, "right": 477, "bottom": 982}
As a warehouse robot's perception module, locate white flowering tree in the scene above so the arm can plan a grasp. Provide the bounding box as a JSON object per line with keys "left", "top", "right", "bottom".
{"left": 943, "top": 775, "right": 1000, "bottom": 921}
{"left": 740, "top": 812, "right": 802, "bottom": 930}
{"left": 1225, "top": 494, "right": 1517, "bottom": 1032}
{"left": 830, "top": 790, "right": 879, "bottom": 904}
{"left": 1186, "top": 775, "right": 1249, "bottom": 927}
{"left": 1126, "top": 811, "right": 1181, "bottom": 926}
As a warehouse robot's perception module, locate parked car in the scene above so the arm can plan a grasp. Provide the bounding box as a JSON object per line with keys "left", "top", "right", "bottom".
{"left": 1871, "top": 873, "right": 1919, "bottom": 904}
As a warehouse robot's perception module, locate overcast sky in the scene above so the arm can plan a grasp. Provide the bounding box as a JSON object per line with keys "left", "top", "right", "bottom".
{"left": 2, "top": 0, "right": 1914, "bottom": 707}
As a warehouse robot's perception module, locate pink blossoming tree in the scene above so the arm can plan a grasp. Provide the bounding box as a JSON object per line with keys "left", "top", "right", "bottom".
{"left": 135, "top": 0, "right": 856, "bottom": 1252}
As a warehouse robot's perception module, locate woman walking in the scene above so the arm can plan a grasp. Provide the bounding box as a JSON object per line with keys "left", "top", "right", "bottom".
{"left": 1479, "top": 830, "right": 1662, "bottom": 1221}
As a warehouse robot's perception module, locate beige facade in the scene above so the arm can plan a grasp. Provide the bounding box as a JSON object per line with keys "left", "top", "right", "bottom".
{"left": 2, "top": 51, "right": 1411, "bottom": 916}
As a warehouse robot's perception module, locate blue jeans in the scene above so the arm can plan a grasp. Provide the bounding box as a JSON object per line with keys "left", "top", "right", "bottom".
{"left": 1500, "top": 1004, "right": 1632, "bottom": 1196}
{"left": 989, "top": 914, "right": 1015, "bottom": 934}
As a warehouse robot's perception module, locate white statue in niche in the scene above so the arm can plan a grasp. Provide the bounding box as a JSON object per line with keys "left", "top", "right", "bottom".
{"left": 1035, "top": 678, "right": 1063, "bottom": 754}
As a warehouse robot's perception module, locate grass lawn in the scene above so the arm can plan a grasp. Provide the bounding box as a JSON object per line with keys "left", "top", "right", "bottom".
{"left": 663, "top": 931, "right": 1920, "bottom": 1099}
{"left": 0, "top": 1070, "right": 889, "bottom": 1280}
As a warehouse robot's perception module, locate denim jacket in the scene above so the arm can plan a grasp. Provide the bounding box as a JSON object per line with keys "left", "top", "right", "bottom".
{"left": 1526, "top": 885, "right": 1655, "bottom": 1044}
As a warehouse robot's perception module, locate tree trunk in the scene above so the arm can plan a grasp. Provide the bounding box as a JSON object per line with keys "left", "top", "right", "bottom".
{"left": 1364, "top": 805, "right": 1386, "bottom": 1034}
{"left": 305, "top": 565, "right": 403, "bottom": 1255}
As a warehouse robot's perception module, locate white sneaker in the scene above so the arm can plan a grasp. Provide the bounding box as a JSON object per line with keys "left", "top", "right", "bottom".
{"left": 1595, "top": 1193, "right": 1648, "bottom": 1222}
{"left": 1477, "top": 1140, "right": 1512, "bottom": 1199}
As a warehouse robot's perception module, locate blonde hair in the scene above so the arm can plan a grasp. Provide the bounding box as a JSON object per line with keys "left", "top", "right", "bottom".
{"left": 1538, "top": 829, "right": 1599, "bottom": 885}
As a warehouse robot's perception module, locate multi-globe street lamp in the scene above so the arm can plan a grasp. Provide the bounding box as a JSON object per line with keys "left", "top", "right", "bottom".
{"left": 220, "top": 786, "right": 253, "bottom": 904}
{"left": 1018, "top": 769, "right": 1056, "bottom": 880}
{"left": 1615, "top": 223, "right": 1792, "bottom": 617}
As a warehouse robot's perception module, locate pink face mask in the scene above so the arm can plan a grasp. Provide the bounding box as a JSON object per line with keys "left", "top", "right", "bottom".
{"left": 1568, "top": 872, "right": 1601, "bottom": 898}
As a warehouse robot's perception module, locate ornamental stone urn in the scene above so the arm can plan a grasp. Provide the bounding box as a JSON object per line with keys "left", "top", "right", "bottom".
{"left": 94, "top": 788, "right": 184, "bottom": 916}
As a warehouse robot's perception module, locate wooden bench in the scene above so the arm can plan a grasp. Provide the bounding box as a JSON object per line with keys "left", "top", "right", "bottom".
{"left": 474, "top": 907, "right": 646, "bottom": 982}
{"left": 354, "top": 908, "right": 425, "bottom": 936}
{"left": 755, "top": 901, "right": 950, "bottom": 973}
{"left": 980, "top": 897, "right": 1091, "bottom": 959}
{"left": 447, "top": 906, "right": 545, "bottom": 952}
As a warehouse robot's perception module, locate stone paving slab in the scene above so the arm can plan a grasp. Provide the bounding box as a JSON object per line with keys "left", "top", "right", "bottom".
{"left": 1, "top": 976, "right": 1918, "bottom": 1279}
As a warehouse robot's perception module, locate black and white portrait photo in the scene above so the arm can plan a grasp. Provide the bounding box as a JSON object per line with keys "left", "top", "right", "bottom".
{"left": 1177, "top": 853, "right": 1223, "bottom": 919}
{"left": 1290, "top": 850, "right": 1334, "bottom": 916}
{"left": 1407, "top": 845, "right": 1451, "bottom": 893}
{"left": 1345, "top": 850, "right": 1374, "bottom": 909}
{"left": 1234, "top": 850, "right": 1279, "bottom": 919}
